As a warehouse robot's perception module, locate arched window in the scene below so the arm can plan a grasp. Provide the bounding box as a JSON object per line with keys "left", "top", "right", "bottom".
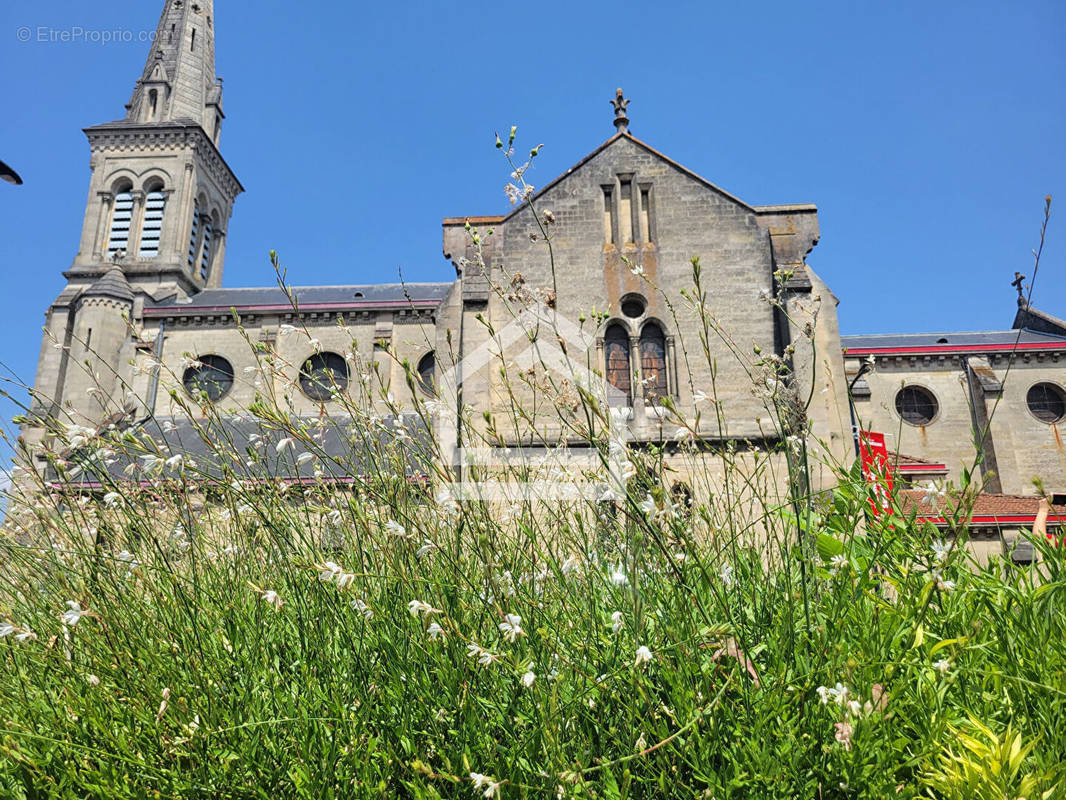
{"left": 299, "top": 353, "right": 350, "bottom": 402}
{"left": 107, "top": 183, "right": 134, "bottom": 255}
{"left": 604, "top": 324, "right": 631, "bottom": 406}
{"left": 187, "top": 203, "right": 201, "bottom": 268}
{"left": 640, "top": 322, "right": 668, "bottom": 404}
{"left": 137, "top": 186, "right": 166, "bottom": 257}
{"left": 200, "top": 218, "right": 214, "bottom": 280}
{"left": 416, "top": 351, "right": 436, "bottom": 396}
{"left": 182, "top": 355, "right": 234, "bottom": 402}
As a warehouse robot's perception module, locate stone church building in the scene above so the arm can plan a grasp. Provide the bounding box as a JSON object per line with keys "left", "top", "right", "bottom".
{"left": 20, "top": 0, "right": 1066, "bottom": 543}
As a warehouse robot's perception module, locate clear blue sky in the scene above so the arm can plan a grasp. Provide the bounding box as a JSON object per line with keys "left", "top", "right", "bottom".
{"left": 0, "top": 0, "right": 1063, "bottom": 447}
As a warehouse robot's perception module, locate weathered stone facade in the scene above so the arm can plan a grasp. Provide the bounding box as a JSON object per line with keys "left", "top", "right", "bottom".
{"left": 19, "top": 0, "right": 1066, "bottom": 523}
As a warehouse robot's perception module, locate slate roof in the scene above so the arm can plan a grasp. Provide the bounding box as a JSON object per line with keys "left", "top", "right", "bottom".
{"left": 51, "top": 414, "right": 434, "bottom": 487}
{"left": 842, "top": 328, "right": 1066, "bottom": 352}
{"left": 144, "top": 283, "right": 452, "bottom": 316}
{"left": 83, "top": 268, "right": 134, "bottom": 303}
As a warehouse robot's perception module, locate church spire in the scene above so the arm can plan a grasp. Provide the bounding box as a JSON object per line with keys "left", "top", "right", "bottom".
{"left": 126, "top": 0, "right": 224, "bottom": 143}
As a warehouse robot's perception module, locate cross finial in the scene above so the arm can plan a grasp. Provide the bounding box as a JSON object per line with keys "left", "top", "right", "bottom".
{"left": 611, "top": 88, "right": 630, "bottom": 134}
{"left": 1012, "top": 271, "right": 1028, "bottom": 307}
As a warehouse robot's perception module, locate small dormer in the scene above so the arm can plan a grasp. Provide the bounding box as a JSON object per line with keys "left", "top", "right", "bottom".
{"left": 132, "top": 54, "right": 172, "bottom": 123}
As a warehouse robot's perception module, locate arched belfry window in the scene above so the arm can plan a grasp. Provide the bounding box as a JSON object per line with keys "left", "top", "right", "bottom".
{"left": 187, "top": 202, "right": 201, "bottom": 269}
{"left": 137, "top": 185, "right": 166, "bottom": 257}
{"left": 604, "top": 324, "right": 632, "bottom": 406}
{"left": 640, "top": 322, "right": 669, "bottom": 404}
{"left": 107, "top": 184, "right": 134, "bottom": 255}
{"left": 200, "top": 217, "right": 214, "bottom": 280}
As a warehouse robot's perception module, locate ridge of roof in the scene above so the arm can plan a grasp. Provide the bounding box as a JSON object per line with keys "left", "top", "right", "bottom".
{"left": 496, "top": 132, "right": 810, "bottom": 224}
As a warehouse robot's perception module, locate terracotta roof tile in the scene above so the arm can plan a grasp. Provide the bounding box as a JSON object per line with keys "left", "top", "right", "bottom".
{"left": 899, "top": 490, "right": 1066, "bottom": 522}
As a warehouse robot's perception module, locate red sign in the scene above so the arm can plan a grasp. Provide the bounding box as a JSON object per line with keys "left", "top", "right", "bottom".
{"left": 859, "top": 430, "right": 893, "bottom": 517}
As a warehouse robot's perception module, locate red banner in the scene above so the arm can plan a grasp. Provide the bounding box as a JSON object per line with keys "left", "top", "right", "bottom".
{"left": 859, "top": 430, "right": 893, "bottom": 517}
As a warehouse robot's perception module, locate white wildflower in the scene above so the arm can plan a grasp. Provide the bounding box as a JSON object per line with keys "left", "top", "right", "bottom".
{"left": 102, "top": 492, "right": 121, "bottom": 508}
{"left": 630, "top": 262, "right": 646, "bottom": 278}
{"left": 278, "top": 324, "right": 297, "bottom": 336}
{"left": 351, "top": 598, "right": 374, "bottom": 620}
{"left": 426, "top": 622, "right": 445, "bottom": 641}
{"left": 498, "top": 613, "right": 524, "bottom": 642}
{"left": 275, "top": 437, "right": 296, "bottom": 453}
{"left": 467, "top": 643, "right": 498, "bottom": 668}
{"left": 932, "top": 539, "right": 951, "bottom": 564}
{"left": 259, "top": 590, "right": 284, "bottom": 611}
{"left": 693, "top": 390, "right": 709, "bottom": 404}
{"left": 470, "top": 773, "right": 502, "bottom": 798}
{"left": 610, "top": 610, "right": 624, "bottom": 635}
{"left": 319, "top": 562, "right": 343, "bottom": 582}
{"left": 634, "top": 645, "right": 654, "bottom": 666}
{"left": 61, "top": 601, "right": 84, "bottom": 627}
{"left": 609, "top": 564, "right": 628, "bottom": 586}
{"left": 817, "top": 682, "right": 849, "bottom": 705}
{"left": 922, "top": 481, "right": 946, "bottom": 506}
{"left": 520, "top": 669, "right": 536, "bottom": 688}
{"left": 415, "top": 540, "right": 438, "bottom": 560}
{"left": 934, "top": 659, "right": 951, "bottom": 675}
{"left": 385, "top": 519, "right": 407, "bottom": 538}
{"left": 335, "top": 572, "right": 355, "bottom": 590}
{"left": 408, "top": 600, "right": 441, "bottom": 617}
{"left": 718, "top": 562, "right": 734, "bottom": 587}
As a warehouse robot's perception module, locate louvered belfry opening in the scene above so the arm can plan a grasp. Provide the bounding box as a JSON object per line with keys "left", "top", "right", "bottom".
{"left": 137, "top": 190, "right": 166, "bottom": 257}
{"left": 200, "top": 220, "right": 214, "bottom": 279}
{"left": 187, "top": 203, "right": 201, "bottom": 268}
{"left": 107, "top": 189, "right": 134, "bottom": 255}
{"left": 641, "top": 323, "right": 668, "bottom": 403}
{"left": 604, "top": 324, "right": 632, "bottom": 407}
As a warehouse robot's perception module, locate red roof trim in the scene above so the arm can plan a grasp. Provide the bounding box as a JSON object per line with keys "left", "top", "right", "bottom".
{"left": 917, "top": 514, "right": 1065, "bottom": 525}
{"left": 845, "top": 342, "right": 1064, "bottom": 357}
{"left": 144, "top": 300, "right": 440, "bottom": 317}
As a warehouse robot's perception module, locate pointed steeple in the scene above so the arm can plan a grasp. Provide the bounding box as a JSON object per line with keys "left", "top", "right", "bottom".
{"left": 126, "top": 0, "right": 224, "bottom": 143}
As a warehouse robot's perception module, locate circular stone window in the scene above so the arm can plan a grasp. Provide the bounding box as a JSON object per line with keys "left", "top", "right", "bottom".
{"left": 299, "top": 352, "right": 349, "bottom": 401}
{"left": 416, "top": 351, "right": 436, "bottom": 396}
{"left": 1026, "top": 382, "right": 1066, "bottom": 424}
{"left": 895, "top": 386, "right": 938, "bottom": 426}
{"left": 620, "top": 294, "right": 647, "bottom": 319}
{"left": 182, "top": 355, "right": 234, "bottom": 402}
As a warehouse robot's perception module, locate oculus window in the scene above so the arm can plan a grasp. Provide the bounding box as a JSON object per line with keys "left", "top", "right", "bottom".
{"left": 895, "top": 386, "right": 938, "bottom": 426}
{"left": 299, "top": 352, "right": 349, "bottom": 402}
{"left": 182, "top": 355, "right": 234, "bottom": 402}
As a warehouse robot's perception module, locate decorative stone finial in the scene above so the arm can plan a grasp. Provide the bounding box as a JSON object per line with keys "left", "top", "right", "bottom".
{"left": 611, "top": 88, "right": 630, "bottom": 134}
{"left": 1012, "top": 271, "right": 1027, "bottom": 308}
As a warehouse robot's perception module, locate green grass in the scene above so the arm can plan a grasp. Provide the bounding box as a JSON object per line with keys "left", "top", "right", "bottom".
{"left": 0, "top": 440, "right": 1063, "bottom": 798}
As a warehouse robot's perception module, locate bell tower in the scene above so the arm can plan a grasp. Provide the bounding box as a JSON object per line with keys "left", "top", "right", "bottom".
{"left": 25, "top": 0, "right": 242, "bottom": 441}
